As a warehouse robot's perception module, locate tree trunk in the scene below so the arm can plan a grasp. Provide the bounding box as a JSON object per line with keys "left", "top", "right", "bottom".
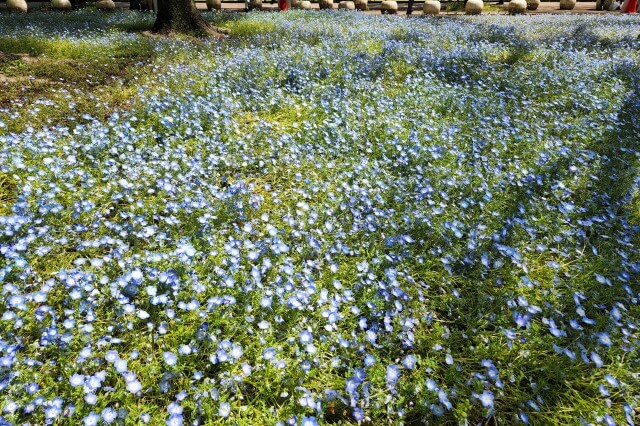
{"left": 152, "top": 0, "right": 215, "bottom": 35}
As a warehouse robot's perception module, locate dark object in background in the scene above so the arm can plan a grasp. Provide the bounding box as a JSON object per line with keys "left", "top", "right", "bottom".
{"left": 130, "top": 0, "right": 149, "bottom": 10}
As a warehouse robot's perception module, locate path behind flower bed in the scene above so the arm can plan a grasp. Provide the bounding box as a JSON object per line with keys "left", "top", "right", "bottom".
{"left": 200, "top": 1, "right": 618, "bottom": 13}
{"left": 0, "top": 0, "right": 623, "bottom": 14}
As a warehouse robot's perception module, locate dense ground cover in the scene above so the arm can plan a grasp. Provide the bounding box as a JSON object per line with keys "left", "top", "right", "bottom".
{"left": 1, "top": 10, "right": 640, "bottom": 425}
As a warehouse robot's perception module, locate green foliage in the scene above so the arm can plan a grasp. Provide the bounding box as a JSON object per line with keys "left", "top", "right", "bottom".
{"left": 1, "top": 9, "right": 639, "bottom": 426}
{"left": 0, "top": 28, "right": 156, "bottom": 132}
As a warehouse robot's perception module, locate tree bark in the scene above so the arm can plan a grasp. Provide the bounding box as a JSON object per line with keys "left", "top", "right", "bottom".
{"left": 152, "top": 0, "right": 216, "bottom": 35}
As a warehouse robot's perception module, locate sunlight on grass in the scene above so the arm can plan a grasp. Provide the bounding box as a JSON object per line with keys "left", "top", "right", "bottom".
{"left": 1, "top": 9, "right": 639, "bottom": 426}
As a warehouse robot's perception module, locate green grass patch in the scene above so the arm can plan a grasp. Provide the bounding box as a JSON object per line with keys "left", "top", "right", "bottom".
{"left": 1, "top": 10, "right": 639, "bottom": 426}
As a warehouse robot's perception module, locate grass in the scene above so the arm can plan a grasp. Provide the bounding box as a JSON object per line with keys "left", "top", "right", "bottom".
{"left": 1, "top": 9, "right": 639, "bottom": 426}
{"left": 0, "top": 25, "right": 156, "bottom": 133}
{"left": 0, "top": 172, "right": 17, "bottom": 216}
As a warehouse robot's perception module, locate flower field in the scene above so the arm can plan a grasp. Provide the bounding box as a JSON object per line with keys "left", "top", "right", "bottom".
{"left": 1, "top": 9, "right": 640, "bottom": 425}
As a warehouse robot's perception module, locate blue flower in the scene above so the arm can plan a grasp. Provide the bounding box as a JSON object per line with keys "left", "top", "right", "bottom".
{"left": 603, "top": 414, "right": 615, "bottom": 426}
{"left": 163, "top": 351, "right": 178, "bottom": 366}
{"left": 166, "top": 414, "right": 183, "bottom": 426}
{"left": 386, "top": 364, "right": 400, "bottom": 386}
{"left": 101, "top": 407, "right": 118, "bottom": 424}
{"left": 596, "top": 332, "right": 612, "bottom": 347}
{"left": 263, "top": 348, "right": 276, "bottom": 361}
{"left": 299, "top": 330, "right": 313, "bottom": 344}
{"left": 352, "top": 408, "right": 364, "bottom": 421}
{"left": 26, "top": 383, "right": 39, "bottom": 395}
{"left": 83, "top": 412, "right": 100, "bottom": 426}
{"left": 475, "top": 390, "right": 494, "bottom": 409}
{"left": 364, "top": 354, "right": 376, "bottom": 367}
{"left": 402, "top": 354, "right": 417, "bottom": 370}
{"left": 301, "top": 416, "right": 318, "bottom": 426}
{"left": 69, "top": 374, "right": 84, "bottom": 388}
{"left": 218, "top": 402, "right": 231, "bottom": 418}
{"left": 604, "top": 374, "right": 619, "bottom": 387}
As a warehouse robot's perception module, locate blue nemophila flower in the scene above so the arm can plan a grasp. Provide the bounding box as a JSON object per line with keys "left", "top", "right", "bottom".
{"left": 352, "top": 407, "right": 364, "bottom": 422}
{"left": 2, "top": 401, "right": 17, "bottom": 415}
{"left": 168, "top": 402, "right": 183, "bottom": 416}
{"left": 591, "top": 352, "right": 604, "bottom": 368}
{"left": 596, "top": 332, "right": 612, "bottom": 347}
{"left": 230, "top": 344, "right": 243, "bottom": 359}
{"left": 25, "top": 383, "right": 39, "bottom": 395}
{"left": 345, "top": 377, "right": 360, "bottom": 395}
{"left": 125, "top": 375, "right": 143, "bottom": 394}
{"left": 301, "top": 416, "right": 318, "bottom": 426}
{"left": 547, "top": 319, "right": 566, "bottom": 338}
{"left": 299, "top": 330, "right": 313, "bottom": 344}
{"left": 218, "top": 402, "right": 231, "bottom": 418}
{"left": 445, "top": 354, "right": 454, "bottom": 365}
{"left": 166, "top": 414, "right": 183, "bottom": 426}
{"left": 101, "top": 407, "right": 117, "bottom": 424}
{"left": 83, "top": 412, "right": 100, "bottom": 426}
{"left": 298, "top": 395, "right": 316, "bottom": 409}
{"left": 263, "top": 348, "right": 276, "bottom": 361}
{"left": 403, "top": 355, "right": 417, "bottom": 370}
{"left": 114, "top": 359, "right": 128, "bottom": 373}
{"left": 563, "top": 348, "right": 576, "bottom": 360}
{"left": 433, "top": 387, "right": 451, "bottom": 410}
{"left": 163, "top": 352, "right": 178, "bottom": 366}
{"left": 45, "top": 405, "right": 61, "bottom": 421}
{"left": 176, "top": 242, "right": 196, "bottom": 259}
{"left": 475, "top": 390, "right": 494, "bottom": 409}
{"left": 364, "top": 354, "right": 376, "bottom": 367}
{"left": 604, "top": 374, "right": 619, "bottom": 387}
{"left": 386, "top": 365, "right": 400, "bottom": 387}
{"left": 69, "top": 374, "right": 84, "bottom": 388}
{"left": 431, "top": 404, "right": 444, "bottom": 416}
{"left": 260, "top": 296, "right": 272, "bottom": 309}
{"left": 599, "top": 383, "right": 609, "bottom": 397}
{"left": 241, "top": 363, "right": 252, "bottom": 376}
{"left": 131, "top": 269, "right": 143, "bottom": 283}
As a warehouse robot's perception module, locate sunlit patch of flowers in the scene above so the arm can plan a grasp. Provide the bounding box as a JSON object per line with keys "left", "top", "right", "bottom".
{"left": 1, "top": 9, "right": 640, "bottom": 425}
